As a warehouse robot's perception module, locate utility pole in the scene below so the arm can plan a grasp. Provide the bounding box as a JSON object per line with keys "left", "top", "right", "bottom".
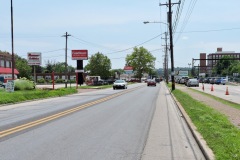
{"left": 62, "top": 32, "right": 71, "bottom": 88}
{"left": 162, "top": 32, "right": 168, "bottom": 84}
{"left": 160, "top": 0, "right": 180, "bottom": 90}
{"left": 11, "top": 0, "right": 14, "bottom": 80}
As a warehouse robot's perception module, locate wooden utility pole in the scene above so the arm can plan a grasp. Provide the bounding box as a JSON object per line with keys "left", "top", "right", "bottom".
{"left": 160, "top": 0, "right": 180, "bottom": 90}
{"left": 11, "top": 0, "right": 15, "bottom": 80}
{"left": 62, "top": 32, "right": 71, "bottom": 88}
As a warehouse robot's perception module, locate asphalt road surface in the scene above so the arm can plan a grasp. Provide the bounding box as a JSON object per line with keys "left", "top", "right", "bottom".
{"left": 0, "top": 83, "right": 205, "bottom": 160}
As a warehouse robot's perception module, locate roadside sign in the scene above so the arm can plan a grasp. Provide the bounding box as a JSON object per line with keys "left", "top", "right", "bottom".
{"left": 27, "top": 52, "right": 42, "bottom": 66}
{"left": 75, "top": 69, "right": 84, "bottom": 73}
{"left": 124, "top": 66, "right": 133, "bottom": 74}
{"left": 124, "top": 66, "right": 133, "bottom": 71}
{"left": 72, "top": 50, "right": 88, "bottom": 60}
{"left": 6, "top": 80, "right": 14, "bottom": 92}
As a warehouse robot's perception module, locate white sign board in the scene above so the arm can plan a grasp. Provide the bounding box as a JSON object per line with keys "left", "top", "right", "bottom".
{"left": 27, "top": 52, "right": 42, "bottom": 65}
{"left": 6, "top": 80, "right": 14, "bottom": 92}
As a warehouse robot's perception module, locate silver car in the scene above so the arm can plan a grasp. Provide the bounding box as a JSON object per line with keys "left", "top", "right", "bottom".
{"left": 187, "top": 79, "right": 199, "bottom": 87}
{"left": 113, "top": 80, "right": 128, "bottom": 89}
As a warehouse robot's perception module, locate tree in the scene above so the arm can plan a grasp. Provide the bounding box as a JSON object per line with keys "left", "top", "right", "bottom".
{"left": 110, "top": 69, "right": 125, "bottom": 79}
{"left": 85, "top": 52, "right": 111, "bottom": 79}
{"left": 213, "top": 56, "right": 234, "bottom": 76}
{"left": 126, "top": 47, "right": 156, "bottom": 79}
{"left": 15, "top": 54, "right": 32, "bottom": 79}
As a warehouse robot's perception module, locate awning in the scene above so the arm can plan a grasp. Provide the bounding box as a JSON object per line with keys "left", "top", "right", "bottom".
{"left": 0, "top": 67, "right": 19, "bottom": 74}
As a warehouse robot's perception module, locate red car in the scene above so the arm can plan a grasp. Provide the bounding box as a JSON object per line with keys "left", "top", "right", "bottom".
{"left": 147, "top": 80, "right": 156, "bottom": 86}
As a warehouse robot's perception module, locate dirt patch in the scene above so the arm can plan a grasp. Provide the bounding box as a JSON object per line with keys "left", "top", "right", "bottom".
{"left": 177, "top": 85, "right": 240, "bottom": 128}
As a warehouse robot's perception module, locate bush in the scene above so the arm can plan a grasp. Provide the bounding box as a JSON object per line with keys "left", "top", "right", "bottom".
{"left": 14, "top": 78, "right": 35, "bottom": 90}
{"left": 37, "top": 78, "right": 45, "bottom": 83}
{"left": 55, "top": 79, "right": 64, "bottom": 83}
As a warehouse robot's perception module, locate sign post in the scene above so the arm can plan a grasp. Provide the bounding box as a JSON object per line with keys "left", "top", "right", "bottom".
{"left": 72, "top": 50, "right": 88, "bottom": 87}
{"left": 27, "top": 52, "right": 42, "bottom": 84}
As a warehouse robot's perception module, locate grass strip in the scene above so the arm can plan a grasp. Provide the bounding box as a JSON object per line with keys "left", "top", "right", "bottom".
{"left": 0, "top": 88, "right": 77, "bottom": 105}
{"left": 172, "top": 89, "right": 240, "bottom": 160}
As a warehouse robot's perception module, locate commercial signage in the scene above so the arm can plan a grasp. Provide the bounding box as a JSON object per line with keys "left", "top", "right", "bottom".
{"left": 124, "top": 66, "right": 133, "bottom": 74}
{"left": 177, "top": 70, "right": 188, "bottom": 76}
{"left": 124, "top": 66, "right": 133, "bottom": 71}
{"left": 27, "top": 52, "right": 42, "bottom": 66}
{"left": 72, "top": 50, "right": 88, "bottom": 60}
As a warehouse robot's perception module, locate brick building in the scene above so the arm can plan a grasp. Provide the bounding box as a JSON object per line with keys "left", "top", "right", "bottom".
{"left": 199, "top": 48, "right": 240, "bottom": 76}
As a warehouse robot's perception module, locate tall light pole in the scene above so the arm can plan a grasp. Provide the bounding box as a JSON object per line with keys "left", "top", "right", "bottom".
{"left": 143, "top": 21, "right": 169, "bottom": 83}
{"left": 62, "top": 32, "right": 71, "bottom": 88}
{"left": 11, "top": 0, "right": 15, "bottom": 80}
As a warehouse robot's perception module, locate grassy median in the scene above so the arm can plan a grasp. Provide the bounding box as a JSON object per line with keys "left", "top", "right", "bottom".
{"left": 0, "top": 88, "right": 77, "bottom": 105}
{"left": 171, "top": 88, "right": 240, "bottom": 160}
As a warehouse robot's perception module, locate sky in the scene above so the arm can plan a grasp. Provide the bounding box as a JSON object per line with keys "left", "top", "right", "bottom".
{"left": 1, "top": 0, "right": 240, "bottom": 70}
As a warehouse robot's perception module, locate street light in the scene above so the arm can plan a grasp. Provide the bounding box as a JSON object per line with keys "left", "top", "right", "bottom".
{"left": 144, "top": 21, "right": 170, "bottom": 85}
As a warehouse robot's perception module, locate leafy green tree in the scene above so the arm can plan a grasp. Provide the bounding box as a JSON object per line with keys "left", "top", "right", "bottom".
{"left": 213, "top": 56, "right": 234, "bottom": 76}
{"left": 110, "top": 69, "right": 125, "bottom": 79}
{"left": 229, "top": 61, "right": 240, "bottom": 75}
{"left": 85, "top": 52, "right": 111, "bottom": 79}
{"left": 15, "top": 55, "right": 32, "bottom": 79}
{"left": 126, "top": 47, "right": 156, "bottom": 79}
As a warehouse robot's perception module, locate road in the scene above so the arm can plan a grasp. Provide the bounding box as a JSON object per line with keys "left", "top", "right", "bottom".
{"left": 191, "top": 83, "right": 240, "bottom": 104}
{"left": 0, "top": 83, "right": 205, "bottom": 160}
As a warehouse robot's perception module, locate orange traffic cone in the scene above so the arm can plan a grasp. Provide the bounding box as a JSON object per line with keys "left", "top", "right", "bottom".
{"left": 225, "top": 87, "right": 229, "bottom": 95}
{"left": 211, "top": 84, "right": 214, "bottom": 91}
{"left": 202, "top": 84, "right": 204, "bottom": 91}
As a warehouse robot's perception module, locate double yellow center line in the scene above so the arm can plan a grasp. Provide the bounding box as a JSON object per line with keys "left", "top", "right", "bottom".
{"left": 0, "top": 86, "right": 141, "bottom": 139}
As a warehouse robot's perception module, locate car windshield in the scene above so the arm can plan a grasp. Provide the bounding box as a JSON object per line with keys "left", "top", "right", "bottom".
{"left": 115, "top": 80, "right": 124, "bottom": 83}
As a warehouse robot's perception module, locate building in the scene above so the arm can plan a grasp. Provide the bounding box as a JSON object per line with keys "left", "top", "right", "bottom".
{"left": 0, "top": 52, "right": 19, "bottom": 78}
{"left": 199, "top": 48, "right": 240, "bottom": 76}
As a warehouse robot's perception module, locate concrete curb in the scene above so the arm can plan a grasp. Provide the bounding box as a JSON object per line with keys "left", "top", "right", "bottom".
{"left": 167, "top": 84, "right": 215, "bottom": 160}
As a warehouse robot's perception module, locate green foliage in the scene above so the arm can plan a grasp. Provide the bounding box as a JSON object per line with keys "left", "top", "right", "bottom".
{"left": 172, "top": 89, "right": 240, "bottom": 160}
{"left": 0, "top": 88, "right": 77, "bottom": 104}
{"left": 213, "top": 56, "right": 236, "bottom": 76}
{"left": 126, "top": 47, "right": 156, "bottom": 79}
{"left": 85, "top": 52, "right": 111, "bottom": 79}
{"left": 37, "top": 78, "right": 45, "bottom": 83}
{"left": 8, "top": 54, "right": 32, "bottom": 79}
{"left": 14, "top": 78, "right": 35, "bottom": 90}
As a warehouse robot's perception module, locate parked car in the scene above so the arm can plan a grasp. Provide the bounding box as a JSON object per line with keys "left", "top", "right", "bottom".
{"left": 147, "top": 79, "right": 156, "bottom": 86}
{"left": 187, "top": 79, "right": 199, "bottom": 87}
{"left": 221, "top": 78, "right": 226, "bottom": 85}
{"left": 179, "top": 76, "right": 189, "bottom": 84}
{"left": 209, "top": 78, "right": 216, "bottom": 84}
{"left": 214, "top": 78, "right": 222, "bottom": 84}
{"left": 203, "top": 77, "right": 211, "bottom": 83}
{"left": 113, "top": 80, "right": 128, "bottom": 89}
{"left": 198, "top": 77, "right": 204, "bottom": 83}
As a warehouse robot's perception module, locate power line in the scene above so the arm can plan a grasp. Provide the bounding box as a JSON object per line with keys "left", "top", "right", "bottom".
{"left": 105, "top": 33, "right": 165, "bottom": 55}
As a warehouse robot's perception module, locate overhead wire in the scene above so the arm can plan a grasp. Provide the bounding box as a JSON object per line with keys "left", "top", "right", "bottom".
{"left": 174, "top": 0, "right": 198, "bottom": 44}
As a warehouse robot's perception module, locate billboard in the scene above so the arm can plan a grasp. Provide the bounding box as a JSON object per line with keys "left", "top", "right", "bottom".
{"left": 72, "top": 50, "right": 88, "bottom": 60}
{"left": 27, "top": 52, "right": 42, "bottom": 66}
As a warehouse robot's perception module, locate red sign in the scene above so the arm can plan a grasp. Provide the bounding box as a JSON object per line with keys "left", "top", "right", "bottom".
{"left": 72, "top": 50, "right": 88, "bottom": 60}
{"left": 124, "top": 66, "right": 133, "bottom": 71}
{"left": 27, "top": 52, "right": 42, "bottom": 66}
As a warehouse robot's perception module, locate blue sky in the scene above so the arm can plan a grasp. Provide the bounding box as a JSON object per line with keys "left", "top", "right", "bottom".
{"left": 1, "top": 0, "right": 240, "bottom": 69}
